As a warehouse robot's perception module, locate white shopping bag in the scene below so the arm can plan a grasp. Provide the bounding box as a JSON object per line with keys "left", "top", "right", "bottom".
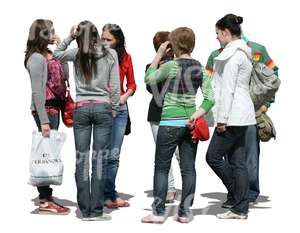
{"left": 29, "top": 130, "right": 67, "bottom": 186}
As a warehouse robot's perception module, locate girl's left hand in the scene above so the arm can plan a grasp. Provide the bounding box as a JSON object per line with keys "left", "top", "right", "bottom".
{"left": 70, "top": 25, "right": 79, "bottom": 39}
{"left": 120, "top": 94, "right": 129, "bottom": 105}
{"left": 186, "top": 117, "right": 195, "bottom": 130}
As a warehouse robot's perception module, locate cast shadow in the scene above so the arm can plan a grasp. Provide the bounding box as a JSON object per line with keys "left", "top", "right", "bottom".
{"left": 143, "top": 191, "right": 271, "bottom": 218}
{"left": 74, "top": 192, "right": 135, "bottom": 218}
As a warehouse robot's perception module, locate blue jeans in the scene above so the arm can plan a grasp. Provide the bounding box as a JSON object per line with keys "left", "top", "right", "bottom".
{"left": 206, "top": 127, "right": 249, "bottom": 215}
{"left": 104, "top": 104, "right": 128, "bottom": 201}
{"left": 33, "top": 112, "right": 60, "bottom": 200}
{"left": 152, "top": 126, "right": 198, "bottom": 217}
{"left": 73, "top": 102, "right": 112, "bottom": 218}
{"left": 245, "top": 125, "right": 260, "bottom": 201}
{"left": 150, "top": 122, "right": 180, "bottom": 193}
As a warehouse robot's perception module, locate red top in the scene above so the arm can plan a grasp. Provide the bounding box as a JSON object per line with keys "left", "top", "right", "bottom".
{"left": 119, "top": 53, "right": 137, "bottom": 96}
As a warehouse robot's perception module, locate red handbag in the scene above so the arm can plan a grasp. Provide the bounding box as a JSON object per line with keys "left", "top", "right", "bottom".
{"left": 191, "top": 117, "right": 210, "bottom": 142}
{"left": 62, "top": 81, "right": 75, "bottom": 127}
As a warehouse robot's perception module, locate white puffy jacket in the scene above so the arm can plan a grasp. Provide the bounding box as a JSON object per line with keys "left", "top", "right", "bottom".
{"left": 212, "top": 39, "right": 256, "bottom": 126}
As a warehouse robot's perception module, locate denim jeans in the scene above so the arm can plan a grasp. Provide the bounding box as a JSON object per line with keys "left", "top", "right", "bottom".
{"left": 206, "top": 126, "right": 249, "bottom": 215}
{"left": 104, "top": 104, "right": 128, "bottom": 201}
{"left": 245, "top": 125, "right": 260, "bottom": 201}
{"left": 33, "top": 111, "right": 60, "bottom": 200}
{"left": 73, "top": 102, "right": 112, "bottom": 218}
{"left": 150, "top": 122, "right": 179, "bottom": 193}
{"left": 152, "top": 126, "right": 197, "bottom": 217}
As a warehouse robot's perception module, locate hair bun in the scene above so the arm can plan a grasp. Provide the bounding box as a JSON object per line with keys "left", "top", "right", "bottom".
{"left": 236, "top": 16, "right": 243, "bottom": 24}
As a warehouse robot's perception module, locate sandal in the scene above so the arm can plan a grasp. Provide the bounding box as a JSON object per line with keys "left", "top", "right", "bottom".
{"left": 115, "top": 198, "right": 130, "bottom": 207}
{"left": 104, "top": 200, "right": 119, "bottom": 209}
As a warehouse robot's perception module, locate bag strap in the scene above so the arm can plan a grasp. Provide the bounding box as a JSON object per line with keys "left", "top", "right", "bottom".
{"left": 65, "top": 80, "right": 70, "bottom": 88}
{"left": 65, "top": 80, "right": 71, "bottom": 97}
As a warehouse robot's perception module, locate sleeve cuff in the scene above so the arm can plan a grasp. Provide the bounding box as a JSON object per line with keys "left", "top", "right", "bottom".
{"left": 65, "top": 36, "right": 74, "bottom": 45}
{"left": 39, "top": 115, "right": 50, "bottom": 125}
{"left": 217, "top": 114, "right": 229, "bottom": 124}
{"left": 126, "top": 87, "right": 137, "bottom": 96}
{"left": 200, "top": 100, "right": 214, "bottom": 113}
{"left": 145, "top": 67, "right": 157, "bottom": 76}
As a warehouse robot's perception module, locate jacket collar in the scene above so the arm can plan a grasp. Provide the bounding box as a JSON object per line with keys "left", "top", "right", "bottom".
{"left": 214, "top": 39, "right": 252, "bottom": 61}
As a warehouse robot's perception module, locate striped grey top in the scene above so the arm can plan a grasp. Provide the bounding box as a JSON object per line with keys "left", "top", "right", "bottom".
{"left": 53, "top": 36, "right": 120, "bottom": 115}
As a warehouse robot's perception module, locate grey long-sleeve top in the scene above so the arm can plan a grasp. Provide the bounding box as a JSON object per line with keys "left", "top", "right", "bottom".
{"left": 26, "top": 53, "right": 69, "bottom": 124}
{"left": 53, "top": 36, "right": 120, "bottom": 114}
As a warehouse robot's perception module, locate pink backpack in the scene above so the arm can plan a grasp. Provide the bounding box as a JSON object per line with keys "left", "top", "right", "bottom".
{"left": 46, "top": 58, "right": 66, "bottom": 101}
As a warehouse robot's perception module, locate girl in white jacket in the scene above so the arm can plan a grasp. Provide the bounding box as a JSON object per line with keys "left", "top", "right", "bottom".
{"left": 205, "top": 14, "right": 256, "bottom": 219}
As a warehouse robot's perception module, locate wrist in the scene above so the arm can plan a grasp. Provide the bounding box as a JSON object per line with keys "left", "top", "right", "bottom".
{"left": 122, "top": 93, "right": 130, "bottom": 99}
{"left": 155, "top": 52, "right": 164, "bottom": 62}
{"left": 125, "top": 91, "right": 132, "bottom": 98}
{"left": 67, "top": 35, "right": 75, "bottom": 42}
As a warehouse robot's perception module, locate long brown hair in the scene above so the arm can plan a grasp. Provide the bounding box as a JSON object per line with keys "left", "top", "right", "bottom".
{"left": 75, "top": 21, "right": 101, "bottom": 82}
{"left": 24, "top": 19, "right": 53, "bottom": 67}
{"left": 102, "top": 23, "right": 126, "bottom": 64}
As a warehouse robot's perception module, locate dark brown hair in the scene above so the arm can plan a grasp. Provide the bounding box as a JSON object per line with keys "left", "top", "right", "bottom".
{"left": 153, "top": 31, "right": 174, "bottom": 60}
{"left": 24, "top": 19, "right": 53, "bottom": 67}
{"left": 153, "top": 31, "right": 170, "bottom": 51}
{"left": 169, "top": 27, "right": 195, "bottom": 57}
{"left": 75, "top": 21, "right": 101, "bottom": 82}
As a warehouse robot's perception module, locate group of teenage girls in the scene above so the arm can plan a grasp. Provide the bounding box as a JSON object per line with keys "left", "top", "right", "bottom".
{"left": 25, "top": 13, "right": 277, "bottom": 222}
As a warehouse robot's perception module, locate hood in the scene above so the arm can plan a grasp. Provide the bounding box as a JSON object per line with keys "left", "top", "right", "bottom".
{"left": 214, "top": 39, "right": 252, "bottom": 61}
